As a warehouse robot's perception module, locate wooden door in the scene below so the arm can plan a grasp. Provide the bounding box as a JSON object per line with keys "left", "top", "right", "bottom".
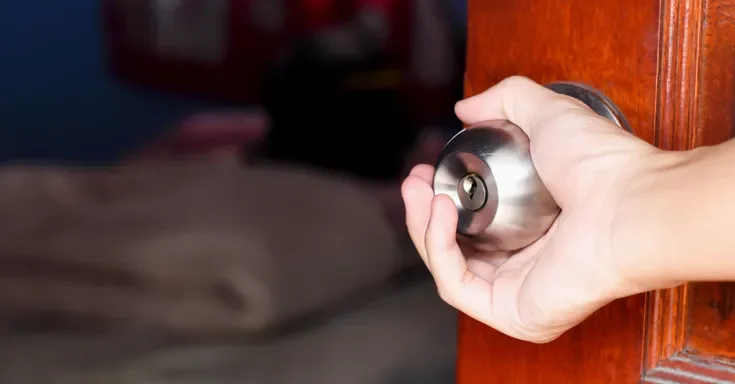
{"left": 459, "top": 0, "right": 735, "bottom": 382}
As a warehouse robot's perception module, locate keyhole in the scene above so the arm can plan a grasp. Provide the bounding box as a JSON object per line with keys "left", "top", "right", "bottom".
{"left": 463, "top": 177, "right": 478, "bottom": 200}
{"left": 457, "top": 173, "right": 487, "bottom": 211}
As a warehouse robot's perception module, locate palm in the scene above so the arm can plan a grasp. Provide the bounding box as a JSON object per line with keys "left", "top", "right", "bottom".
{"left": 458, "top": 220, "right": 556, "bottom": 340}
{"left": 453, "top": 201, "right": 616, "bottom": 342}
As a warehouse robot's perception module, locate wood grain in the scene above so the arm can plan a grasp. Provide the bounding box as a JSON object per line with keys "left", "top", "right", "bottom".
{"left": 464, "top": 0, "right": 659, "bottom": 143}
{"left": 642, "top": 0, "right": 703, "bottom": 380}
{"left": 461, "top": 0, "right": 657, "bottom": 381}
{"left": 462, "top": 0, "right": 735, "bottom": 382}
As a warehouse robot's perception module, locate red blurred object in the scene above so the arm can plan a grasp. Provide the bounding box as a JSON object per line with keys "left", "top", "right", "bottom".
{"left": 131, "top": 111, "right": 269, "bottom": 162}
{"left": 298, "top": 0, "right": 342, "bottom": 30}
{"left": 102, "top": 0, "right": 412, "bottom": 101}
{"left": 102, "top": 0, "right": 452, "bottom": 121}
{"left": 102, "top": 0, "right": 283, "bottom": 101}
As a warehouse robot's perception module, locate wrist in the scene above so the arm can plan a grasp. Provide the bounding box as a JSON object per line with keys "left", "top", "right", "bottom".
{"left": 611, "top": 147, "right": 702, "bottom": 294}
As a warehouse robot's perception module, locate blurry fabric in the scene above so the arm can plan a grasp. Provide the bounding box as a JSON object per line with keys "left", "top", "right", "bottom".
{"left": 0, "top": 279, "right": 456, "bottom": 384}
{"left": 0, "top": 162, "right": 408, "bottom": 335}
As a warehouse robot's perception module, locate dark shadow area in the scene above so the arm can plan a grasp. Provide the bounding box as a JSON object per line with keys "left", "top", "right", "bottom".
{"left": 0, "top": 0, "right": 466, "bottom": 382}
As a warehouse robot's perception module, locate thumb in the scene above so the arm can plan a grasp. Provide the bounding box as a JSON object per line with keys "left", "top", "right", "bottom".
{"left": 424, "top": 195, "right": 494, "bottom": 320}
{"left": 455, "top": 76, "right": 591, "bottom": 139}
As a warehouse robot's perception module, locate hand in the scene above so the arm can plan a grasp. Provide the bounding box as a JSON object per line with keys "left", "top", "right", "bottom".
{"left": 402, "top": 76, "right": 661, "bottom": 343}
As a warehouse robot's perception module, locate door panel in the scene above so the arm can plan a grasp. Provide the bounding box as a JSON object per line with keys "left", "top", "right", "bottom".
{"left": 639, "top": 0, "right": 735, "bottom": 381}
{"left": 464, "top": 0, "right": 659, "bottom": 142}
{"left": 460, "top": 0, "right": 735, "bottom": 382}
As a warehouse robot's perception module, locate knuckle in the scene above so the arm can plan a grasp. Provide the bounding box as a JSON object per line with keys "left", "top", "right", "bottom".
{"left": 546, "top": 94, "right": 582, "bottom": 111}
{"left": 502, "top": 75, "right": 535, "bottom": 87}
{"left": 554, "top": 94, "right": 592, "bottom": 112}
{"left": 509, "top": 322, "right": 561, "bottom": 344}
{"left": 530, "top": 334, "right": 562, "bottom": 344}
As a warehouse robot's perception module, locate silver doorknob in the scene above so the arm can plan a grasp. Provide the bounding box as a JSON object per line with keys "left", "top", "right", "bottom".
{"left": 433, "top": 82, "right": 631, "bottom": 252}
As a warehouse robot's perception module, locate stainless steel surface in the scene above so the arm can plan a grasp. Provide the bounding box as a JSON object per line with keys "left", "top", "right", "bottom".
{"left": 433, "top": 121, "right": 558, "bottom": 251}
{"left": 433, "top": 82, "right": 629, "bottom": 251}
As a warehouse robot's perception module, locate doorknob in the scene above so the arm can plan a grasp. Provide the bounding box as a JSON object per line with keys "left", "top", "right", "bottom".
{"left": 432, "top": 82, "right": 630, "bottom": 251}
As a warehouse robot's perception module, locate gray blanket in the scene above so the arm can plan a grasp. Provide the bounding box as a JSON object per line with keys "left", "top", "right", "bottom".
{"left": 0, "top": 162, "right": 412, "bottom": 335}
{"left": 0, "top": 279, "right": 457, "bottom": 384}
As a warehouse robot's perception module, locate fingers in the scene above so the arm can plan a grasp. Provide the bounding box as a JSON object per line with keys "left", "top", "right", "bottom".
{"left": 425, "top": 194, "right": 493, "bottom": 316}
{"left": 401, "top": 165, "right": 436, "bottom": 266}
{"left": 454, "top": 76, "right": 591, "bottom": 139}
{"left": 408, "top": 164, "right": 435, "bottom": 183}
{"left": 402, "top": 166, "right": 497, "bottom": 309}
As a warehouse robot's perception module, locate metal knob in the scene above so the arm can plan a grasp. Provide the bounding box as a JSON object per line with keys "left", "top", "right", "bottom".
{"left": 433, "top": 82, "right": 631, "bottom": 251}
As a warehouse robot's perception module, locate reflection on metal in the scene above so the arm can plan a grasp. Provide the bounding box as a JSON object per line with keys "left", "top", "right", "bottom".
{"left": 432, "top": 81, "right": 631, "bottom": 251}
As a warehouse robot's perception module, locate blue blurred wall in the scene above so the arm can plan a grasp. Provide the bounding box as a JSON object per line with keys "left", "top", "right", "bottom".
{"left": 0, "top": 0, "right": 213, "bottom": 163}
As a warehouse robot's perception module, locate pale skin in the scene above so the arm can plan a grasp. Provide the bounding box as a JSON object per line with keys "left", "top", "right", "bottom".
{"left": 402, "top": 76, "right": 735, "bottom": 343}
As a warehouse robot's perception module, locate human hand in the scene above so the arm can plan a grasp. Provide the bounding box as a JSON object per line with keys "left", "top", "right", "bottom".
{"left": 402, "top": 76, "right": 663, "bottom": 343}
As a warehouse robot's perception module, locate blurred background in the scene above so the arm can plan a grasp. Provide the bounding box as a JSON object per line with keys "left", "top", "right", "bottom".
{"left": 0, "top": 0, "right": 466, "bottom": 382}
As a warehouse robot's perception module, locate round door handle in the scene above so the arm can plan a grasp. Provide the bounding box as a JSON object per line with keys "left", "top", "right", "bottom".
{"left": 432, "top": 82, "right": 630, "bottom": 251}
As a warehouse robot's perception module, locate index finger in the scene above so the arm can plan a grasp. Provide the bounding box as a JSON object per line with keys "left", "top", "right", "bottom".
{"left": 454, "top": 76, "right": 592, "bottom": 138}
